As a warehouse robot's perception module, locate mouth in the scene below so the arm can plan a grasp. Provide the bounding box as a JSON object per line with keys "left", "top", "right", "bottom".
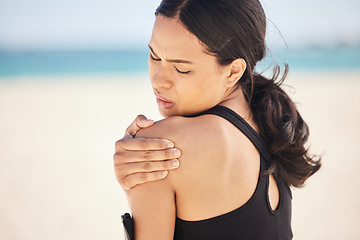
{"left": 155, "top": 94, "right": 175, "bottom": 110}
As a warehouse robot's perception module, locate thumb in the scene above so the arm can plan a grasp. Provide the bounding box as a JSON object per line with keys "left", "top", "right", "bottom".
{"left": 136, "top": 117, "right": 155, "bottom": 128}
{"left": 124, "top": 115, "right": 154, "bottom": 138}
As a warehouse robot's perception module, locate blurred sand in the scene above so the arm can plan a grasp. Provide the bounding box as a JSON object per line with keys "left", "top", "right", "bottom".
{"left": 0, "top": 71, "right": 359, "bottom": 239}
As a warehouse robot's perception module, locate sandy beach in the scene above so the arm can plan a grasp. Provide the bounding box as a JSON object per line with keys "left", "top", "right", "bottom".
{"left": 0, "top": 71, "right": 360, "bottom": 240}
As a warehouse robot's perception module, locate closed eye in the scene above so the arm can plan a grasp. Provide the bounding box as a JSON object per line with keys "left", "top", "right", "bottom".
{"left": 150, "top": 53, "right": 161, "bottom": 62}
{"left": 175, "top": 66, "right": 191, "bottom": 74}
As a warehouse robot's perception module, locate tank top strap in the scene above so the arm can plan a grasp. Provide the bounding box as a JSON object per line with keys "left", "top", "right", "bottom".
{"left": 193, "top": 105, "right": 271, "bottom": 167}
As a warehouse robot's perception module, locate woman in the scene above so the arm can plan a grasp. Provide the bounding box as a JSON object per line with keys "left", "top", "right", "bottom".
{"left": 114, "top": 0, "right": 321, "bottom": 239}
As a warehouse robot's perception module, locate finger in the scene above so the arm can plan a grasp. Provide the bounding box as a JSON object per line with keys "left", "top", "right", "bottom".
{"left": 136, "top": 116, "right": 154, "bottom": 128}
{"left": 124, "top": 171, "right": 169, "bottom": 189}
{"left": 120, "top": 159, "right": 180, "bottom": 173}
{"left": 114, "top": 148, "right": 181, "bottom": 163}
{"left": 124, "top": 115, "right": 154, "bottom": 138}
{"left": 115, "top": 137, "right": 175, "bottom": 151}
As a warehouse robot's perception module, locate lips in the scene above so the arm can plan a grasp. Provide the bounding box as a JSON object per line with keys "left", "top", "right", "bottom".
{"left": 155, "top": 94, "right": 175, "bottom": 109}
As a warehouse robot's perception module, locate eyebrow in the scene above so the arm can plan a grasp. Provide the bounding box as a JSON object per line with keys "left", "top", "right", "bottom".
{"left": 148, "top": 44, "right": 193, "bottom": 64}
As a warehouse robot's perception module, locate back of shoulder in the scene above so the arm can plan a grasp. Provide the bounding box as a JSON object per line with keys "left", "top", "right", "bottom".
{"left": 136, "top": 114, "right": 229, "bottom": 186}
{"left": 136, "top": 114, "right": 227, "bottom": 156}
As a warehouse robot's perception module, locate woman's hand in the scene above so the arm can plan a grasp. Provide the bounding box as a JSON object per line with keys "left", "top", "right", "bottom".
{"left": 114, "top": 115, "right": 181, "bottom": 190}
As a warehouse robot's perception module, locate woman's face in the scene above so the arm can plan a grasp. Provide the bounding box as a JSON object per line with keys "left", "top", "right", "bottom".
{"left": 148, "top": 15, "right": 231, "bottom": 117}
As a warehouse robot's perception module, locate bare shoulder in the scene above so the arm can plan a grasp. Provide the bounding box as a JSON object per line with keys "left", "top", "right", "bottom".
{"left": 136, "top": 114, "right": 227, "bottom": 154}
{"left": 136, "top": 113, "right": 258, "bottom": 174}
{"left": 136, "top": 114, "right": 222, "bottom": 135}
{"left": 136, "top": 114, "right": 230, "bottom": 183}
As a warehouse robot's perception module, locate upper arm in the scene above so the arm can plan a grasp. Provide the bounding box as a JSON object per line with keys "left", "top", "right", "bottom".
{"left": 128, "top": 118, "right": 180, "bottom": 240}
{"left": 129, "top": 178, "right": 176, "bottom": 240}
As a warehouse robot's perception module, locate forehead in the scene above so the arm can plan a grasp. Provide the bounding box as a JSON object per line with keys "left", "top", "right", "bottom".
{"left": 149, "top": 15, "right": 206, "bottom": 57}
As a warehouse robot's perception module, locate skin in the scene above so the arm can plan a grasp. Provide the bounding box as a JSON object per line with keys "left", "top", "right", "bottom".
{"left": 125, "top": 15, "right": 280, "bottom": 240}
{"left": 114, "top": 114, "right": 181, "bottom": 190}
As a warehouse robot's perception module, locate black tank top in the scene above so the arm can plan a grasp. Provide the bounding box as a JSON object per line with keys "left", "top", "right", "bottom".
{"left": 174, "top": 105, "right": 293, "bottom": 240}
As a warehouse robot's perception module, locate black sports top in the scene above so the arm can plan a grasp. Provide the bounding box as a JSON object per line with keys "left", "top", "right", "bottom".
{"left": 174, "top": 105, "right": 293, "bottom": 240}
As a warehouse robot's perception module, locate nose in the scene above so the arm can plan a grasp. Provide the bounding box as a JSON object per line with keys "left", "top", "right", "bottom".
{"left": 150, "top": 64, "right": 173, "bottom": 90}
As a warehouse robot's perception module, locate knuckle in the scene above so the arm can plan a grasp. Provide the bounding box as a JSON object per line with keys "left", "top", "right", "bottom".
{"left": 153, "top": 171, "right": 161, "bottom": 180}
{"left": 113, "top": 153, "right": 120, "bottom": 164}
{"left": 114, "top": 152, "right": 131, "bottom": 167}
{"left": 113, "top": 151, "right": 121, "bottom": 158}
{"left": 140, "top": 139, "right": 148, "bottom": 149}
{"left": 114, "top": 166, "right": 125, "bottom": 181}
{"left": 115, "top": 139, "right": 124, "bottom": 149}
{"left": 143, "top": 151, "right": 151, "bottom": 160}
{"left": 116, "top": 174, "right": 124, "bottom": 184}
{"left": 127, "top": 120, "right": 136, "bottom": 130}
{"left": 125, "top": 128, "right": 136, "bottom": 137}
{"left": 163, "top": 160, "right": 169, "bottom": 169}
{"left": 160, "top": 140, "right": 168, "bottom": 149}
{"left": 165, "top": 149, "right": 172, "bottom": 159}
{"left": 113, "top": 152, "right": 124, "bottom": 163}
{"left": 143, "top": 162, "right": 151, "bottom": 172}
{"left": 121, "top": 177, "right": 131, "bottom": 190}
{"left": 139, "top": 173, "right": 148, "bottom": 183}
{"left": 125, "top": 125, "right": 132, "bottom": 134}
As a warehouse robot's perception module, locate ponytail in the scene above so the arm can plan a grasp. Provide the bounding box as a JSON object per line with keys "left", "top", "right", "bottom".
{"left": 245, "top": 65, "right": 321, "bottom": 188}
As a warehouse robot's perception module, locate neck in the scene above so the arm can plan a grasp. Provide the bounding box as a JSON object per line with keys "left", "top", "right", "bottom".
{"left": 219, "top": 85, "right": 253, "bottom": 121}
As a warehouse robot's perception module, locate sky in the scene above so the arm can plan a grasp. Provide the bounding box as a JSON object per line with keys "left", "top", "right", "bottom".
{"left": 0, "top": 0, "right": 359, "bottom": 50}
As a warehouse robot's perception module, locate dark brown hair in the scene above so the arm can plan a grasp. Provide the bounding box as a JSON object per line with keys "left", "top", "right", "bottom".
{"left": 156, "top": 0, "right": 321, "bottom": 188}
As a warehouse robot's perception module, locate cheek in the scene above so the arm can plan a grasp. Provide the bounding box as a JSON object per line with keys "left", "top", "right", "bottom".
{"left": 148, "top": 60, "right": 155, "bottom": 77}
{"left": 177, "top": 77, "right": 207, "bottom": 106}
{"left": 148, "top": 62, "right": 160, "bottom": 88}
{"left": 197, "top": 73, "right": 226, "bottom": 101}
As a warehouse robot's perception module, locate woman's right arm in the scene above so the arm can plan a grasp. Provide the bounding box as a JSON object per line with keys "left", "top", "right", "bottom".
{"left": 113, "top": 115, "right": 181, "bottom": 190}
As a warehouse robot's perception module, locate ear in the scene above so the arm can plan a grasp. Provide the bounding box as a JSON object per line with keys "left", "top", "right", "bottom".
{"left": 225, "top": 58, "right": 246, "bottom": 87}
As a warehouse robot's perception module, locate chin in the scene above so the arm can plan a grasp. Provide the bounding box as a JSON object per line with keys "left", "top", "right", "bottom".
{"left": 159, "top": 108, "right": 185, "bottom": 118}
{"left": 159, "top": 108, "right": 173, "bottom": 118}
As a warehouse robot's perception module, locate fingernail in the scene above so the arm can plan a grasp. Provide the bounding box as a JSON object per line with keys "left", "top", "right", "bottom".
{"left": 166, "top": 140, "right": 174, "bottom": 148}
{"left": 162, "top": 170, "right": 168, "bottom": 176}
{"left": 172, "top": 159, "right": 179, "bottom": 167}
{"left": 173, "top": 148, "right": 181, "bottom": 157}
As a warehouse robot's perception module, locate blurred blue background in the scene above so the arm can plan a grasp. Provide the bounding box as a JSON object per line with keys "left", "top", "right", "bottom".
{"left": 0, "top": 0, "right": 360, "bottom": 76}
{"left": 1, "top": 2, "right": 360, "bottom": 240}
